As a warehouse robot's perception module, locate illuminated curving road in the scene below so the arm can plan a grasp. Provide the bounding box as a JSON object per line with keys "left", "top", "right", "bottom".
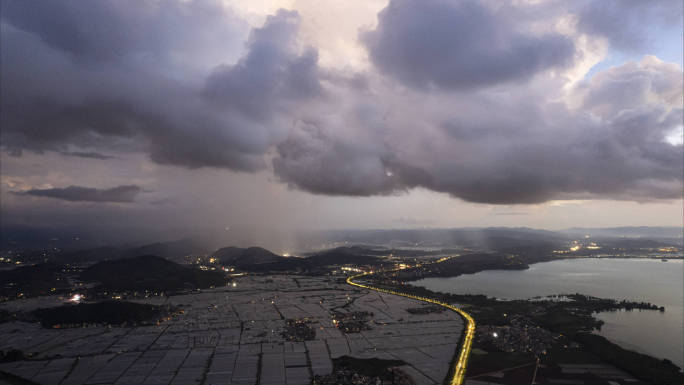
{"left": 346, "top": 258, "right": 476, "bottom": 385}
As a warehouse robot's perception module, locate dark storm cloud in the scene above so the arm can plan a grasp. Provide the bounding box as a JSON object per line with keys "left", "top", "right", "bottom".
{"left": 273, "top": 56, "right": 683, "bottom": 204}
{"left": 60, "top": 152, "right": 116, "bottom": 160}
{"left": 0, "top": 0, "right": 298, "bottom": 171}
{"left": 150, "top": 9, "right": 322, "bottom": 170}
{"left": 17, "top": 185, "right": 141, "bottom": 203}
{"left": 1, "top": 0, "right": 682, "bottom": 206}
{"left": 0, "top": 0, "right": 244, "bottom": 62}
{"left": 273, "top": 121, "right": 425, "bottom": 196}
{"left": 361, "top": 0, "right": 575, "bottom": 90}
{"left": 576, "top": 0, "right": 683, "bottom": 51}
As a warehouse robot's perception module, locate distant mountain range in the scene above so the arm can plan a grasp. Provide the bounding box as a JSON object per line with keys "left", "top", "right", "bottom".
{"left": 560, "top": 227, "right": 683, "bottom": 239}
{"left": 3, "top": 226, "right": 681, "bottom": 264}
{"left": 2, "top": 229, "right": 681, "bottom": 299}
{"left": 210, "top": 245, "right": 386, "bottom": 272}
{"left": 306, "top": 227, "right": 567, "bottom": 251}
{"left": 308, "top": 226, "right": 682, "bottom": 249}
{"left": 50, "top": 238, "right": 206, "bottom": 265}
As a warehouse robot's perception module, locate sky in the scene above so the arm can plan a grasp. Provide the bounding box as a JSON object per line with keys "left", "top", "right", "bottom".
{"left": 1, "top": 0, "right": 683, "bottom": 247}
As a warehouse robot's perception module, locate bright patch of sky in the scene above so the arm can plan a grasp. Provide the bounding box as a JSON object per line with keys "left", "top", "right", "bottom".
{"left": 585, "top": 22, "right": 683, "bottom": 80}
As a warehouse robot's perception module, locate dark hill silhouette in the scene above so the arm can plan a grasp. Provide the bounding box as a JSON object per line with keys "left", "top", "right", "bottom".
{"left": 304, "top": 246, "right": 384, "bottom": 266}
{"left": 56, "top": 238, "right": 206, "bottom": 264}
{"left": 211, "top": 245, "right": 385, "bottom": 272}
{"left": 0, "top": 263, "right": 70, "bottom": 298}
{"left": 212, "top": 246, "right": 285, "bottom": 267}
{"left": 127, "top": 239, "right": 206, "bottom": 259}
{"left": 80, "top": 255, "right": 225, "bottom": 291}
{"left": 55, "top": 246, "right": 126, "bottom": 264}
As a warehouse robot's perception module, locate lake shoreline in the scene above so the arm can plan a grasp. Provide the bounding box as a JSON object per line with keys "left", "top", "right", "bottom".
{"left": 409, "top": 258, "right": 683, "bottom": 369}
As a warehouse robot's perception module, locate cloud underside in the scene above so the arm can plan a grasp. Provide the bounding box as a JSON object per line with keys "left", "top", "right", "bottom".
{"left": 16, "top": 185, "right": 141, "bottom": 203}
{"left": 61, "top": 151, "right": 115, "bottom": 160}
{"left": 1, "top": 0, "right": 682, "bottom": 205}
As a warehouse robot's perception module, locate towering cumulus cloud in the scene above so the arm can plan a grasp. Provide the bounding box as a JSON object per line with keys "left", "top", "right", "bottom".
{"left": 1, "top": 0, "right": 682, "bottom": 205}
{"left": 1, "top": 0, "right": 302, "bottom": 172}
{"left": 272, "top": 0, "right": 683, "bottom": 203}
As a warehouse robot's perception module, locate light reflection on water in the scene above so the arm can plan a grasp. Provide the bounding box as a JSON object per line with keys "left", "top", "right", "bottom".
{"left": 411, "top": 258, "right": 683, "bottom": 367}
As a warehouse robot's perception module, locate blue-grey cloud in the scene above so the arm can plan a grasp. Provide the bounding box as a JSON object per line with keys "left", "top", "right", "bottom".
{"left": 576, "top": 0, "right": 682, "bottom": 51}
{"left": 203, "top": 10, "right": 322, "bottom": 120}
{"left": 361, "top": 0, "right": 575, "bottom": 90}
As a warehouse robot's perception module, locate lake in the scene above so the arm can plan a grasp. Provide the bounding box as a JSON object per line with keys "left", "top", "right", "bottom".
{"left": 411, "top": 258, "right": 683, "bottom": 367}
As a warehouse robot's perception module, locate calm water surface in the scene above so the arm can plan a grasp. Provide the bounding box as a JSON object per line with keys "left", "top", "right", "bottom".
{"left": 411, "top": 258, "right": 683, "bottom": 367}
